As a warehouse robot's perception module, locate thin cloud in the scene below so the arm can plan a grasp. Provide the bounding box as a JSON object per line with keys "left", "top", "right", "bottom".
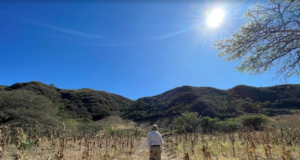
{"left": 36, "top": 31, "right": 74, "bottom": 40}
{"left": 30, "top": 21, "right": 103, "bottom": 39}
{"left": 0, "top": 11, "right": 103, "bottom": 39}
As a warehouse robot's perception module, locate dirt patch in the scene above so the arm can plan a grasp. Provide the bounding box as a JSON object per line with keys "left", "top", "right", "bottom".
{"left": 96, "top": 116, "right": 136, "bottom": 129}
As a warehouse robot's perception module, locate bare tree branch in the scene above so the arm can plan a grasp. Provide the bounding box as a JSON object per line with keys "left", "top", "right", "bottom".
{"left": 270, "top": 30, "right": 300, "bottom": 33}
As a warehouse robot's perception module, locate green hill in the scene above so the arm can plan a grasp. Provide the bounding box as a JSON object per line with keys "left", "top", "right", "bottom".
{"left": 124, "top": 84, "right": 300, "bottom": 121}
{"left": 1, "top": 81, "right": 300, "bottom": 128}
{"left": 1, "top": 81, "right": 132, "bottom": 126}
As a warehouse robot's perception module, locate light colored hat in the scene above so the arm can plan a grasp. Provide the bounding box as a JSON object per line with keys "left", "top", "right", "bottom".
{"left": 152, "top": 124, "right": 158, "bottom": 130}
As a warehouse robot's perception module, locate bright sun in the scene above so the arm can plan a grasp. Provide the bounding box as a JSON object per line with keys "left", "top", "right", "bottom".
{"left": 207, "top": 8, "right": 225, "bottom": 27}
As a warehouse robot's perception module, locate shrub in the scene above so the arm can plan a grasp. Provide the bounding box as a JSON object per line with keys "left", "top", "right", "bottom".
{"left": 222, "top": 118, "right": 240, "bottom": 131}
{"left": 201, "top": 117, "right": 222, "bottom": 133}
{"left": 239, "top": 114, "right": 268, "bottom": 130}
{"left": 173, "top": 112, "right": 201, "bottom": 133}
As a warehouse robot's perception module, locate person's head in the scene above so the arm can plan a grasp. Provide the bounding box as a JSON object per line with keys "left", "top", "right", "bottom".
{"left": 152, "top": 124, "right": 159, "bottom": 131}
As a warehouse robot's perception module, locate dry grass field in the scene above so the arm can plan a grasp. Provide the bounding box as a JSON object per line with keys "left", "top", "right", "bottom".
{"left": 1, "top": 114, "right": 300, "bottom": 160}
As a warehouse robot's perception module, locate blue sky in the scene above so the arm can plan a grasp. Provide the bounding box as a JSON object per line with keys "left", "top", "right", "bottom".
{"left": 0, "top": 0, "right": 298, "bottom": 100}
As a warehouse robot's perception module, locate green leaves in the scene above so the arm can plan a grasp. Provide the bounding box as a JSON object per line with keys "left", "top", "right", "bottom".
{"left": 239, "top": 114, "right": 269, "bottom": 130}
{"left": 173, "top": 112, "right": 202, "bottom": 132}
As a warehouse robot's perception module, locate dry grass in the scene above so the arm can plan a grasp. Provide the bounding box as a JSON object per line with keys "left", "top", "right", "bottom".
{"left": 96, "top": 116, "right": 136, "bottom": 130}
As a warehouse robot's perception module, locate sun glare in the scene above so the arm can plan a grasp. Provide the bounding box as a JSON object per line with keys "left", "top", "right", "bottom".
{"left": 207, "top": 8, "right": 225, "bottom": 27}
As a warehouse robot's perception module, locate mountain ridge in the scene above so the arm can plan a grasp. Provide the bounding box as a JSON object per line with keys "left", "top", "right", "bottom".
{"left": 1, "top": 81, "right": 299, "bottom": 127}
{"left": 124, "top": 84, "right": 300, "bottom": 121}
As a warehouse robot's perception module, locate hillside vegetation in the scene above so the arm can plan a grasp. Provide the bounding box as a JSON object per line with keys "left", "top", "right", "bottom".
{"left": 125, "top": 85, "right": 300, "bottom": 121}
{"left": 1, "top": 81, "right": 300, "bottom": 128}
{"left": 0, "top": 81, "right": 131, "bottom": 127}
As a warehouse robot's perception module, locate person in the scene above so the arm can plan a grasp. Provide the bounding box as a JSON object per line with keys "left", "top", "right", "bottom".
{"left": 147, "top": 124, "right": 164, "bottom": 160}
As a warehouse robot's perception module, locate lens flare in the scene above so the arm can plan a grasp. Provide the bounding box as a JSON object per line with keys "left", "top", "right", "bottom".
{"left": 207, "top": 8, "right": 225, "bottom": 27}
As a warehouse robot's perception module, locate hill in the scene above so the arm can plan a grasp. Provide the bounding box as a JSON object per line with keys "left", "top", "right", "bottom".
{"left": 1, "top": 81, "right": 132, "bottom": 126}
{"left": 1, "top": 81, "right": 300, "bottom": 128}
{"left": 124, "top": 84, "right": 300, "bottom": 122}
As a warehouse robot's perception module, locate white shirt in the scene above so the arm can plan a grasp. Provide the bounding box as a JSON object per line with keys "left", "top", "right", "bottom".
{"left": 147, "top": 130, "right": 164, "bottom": 150}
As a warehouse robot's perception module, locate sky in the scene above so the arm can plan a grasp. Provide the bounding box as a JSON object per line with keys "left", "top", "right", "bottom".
{"left": 0, "top": 0, "right": 299, "bottom": 100}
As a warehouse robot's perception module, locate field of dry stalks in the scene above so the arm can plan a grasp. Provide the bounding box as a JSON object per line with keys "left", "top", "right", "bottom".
{"left": 0, "top": 123, "right": 142, "bottom": 160}
{"left": 1, "top": 115, "right": 300, "bottom": 160}
{"left": 160, "top": 115, "right": 300, "bottom": 160}
{"left": 163, "top": 125, "right": 300, "bottom": 160}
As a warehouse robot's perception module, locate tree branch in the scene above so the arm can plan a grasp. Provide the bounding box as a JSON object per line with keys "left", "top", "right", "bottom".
{"left": 270, "top": 30, "right": 300, "bottom": 33}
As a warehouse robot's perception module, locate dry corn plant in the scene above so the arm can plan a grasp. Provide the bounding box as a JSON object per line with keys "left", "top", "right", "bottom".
{"left": 0, "top": 123, "right": 145, "bottom": 160}
{"left": 0, "top": 125, "right": 10, "bottom": 158}
{"left": 164, "top": 120, "right": 300, "bottom": 160}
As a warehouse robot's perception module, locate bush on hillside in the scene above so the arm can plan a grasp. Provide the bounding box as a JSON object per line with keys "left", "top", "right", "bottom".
{"left": 222, "top": 118, "right": 240, "bottom": 131}
{"left": 201, "top": 117, "right": 222, "bottom": 133}
{"left": 239, "top": 114, "right": 268, "bottom": 130}
{"left": 173, "top": 112, "right": 202, "bottom": 133}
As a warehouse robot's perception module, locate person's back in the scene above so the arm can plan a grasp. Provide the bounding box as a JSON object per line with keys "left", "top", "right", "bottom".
{"left": 147, "top": 125, "right": 164, "bottom": 160}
